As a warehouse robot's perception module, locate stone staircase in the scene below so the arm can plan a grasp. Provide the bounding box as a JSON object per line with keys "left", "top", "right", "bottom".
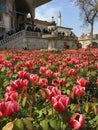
{"left": 0, "top": 30, "right": 41, "bottom": 50}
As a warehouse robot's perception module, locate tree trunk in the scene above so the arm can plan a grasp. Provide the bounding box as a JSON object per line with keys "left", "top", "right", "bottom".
{"left": 90, "top": 22, "right": 94, "bottom": 45}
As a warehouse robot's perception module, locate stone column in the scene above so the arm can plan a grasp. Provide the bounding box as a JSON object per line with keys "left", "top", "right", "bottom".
{"left": 2, "top": 13, "right": 11, "bottom": 32}
{"left": 30, "top": 6, "right": 35, "bottom": 30}
{"left": 3, "top": 0, "right": 15, "bottom": 32}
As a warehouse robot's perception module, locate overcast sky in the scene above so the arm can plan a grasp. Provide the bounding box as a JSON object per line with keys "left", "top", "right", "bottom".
{"left": 35, "top": 0, "right": 98, "bottom": 36}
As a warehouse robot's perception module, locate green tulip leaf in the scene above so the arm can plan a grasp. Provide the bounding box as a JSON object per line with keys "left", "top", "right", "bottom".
{"left": 40, "top": 119, "right": 49, "bottom": 130}
{"left": 13, "top": 119, "right": 24, "bottom": 130}
{"left": 49, "top": 117, "right": 61, "bottom": 130}
{"left": 22, "top": 118, "right": 33, "bottom": 130}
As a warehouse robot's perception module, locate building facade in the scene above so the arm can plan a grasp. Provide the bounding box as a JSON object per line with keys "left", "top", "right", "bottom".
{"left": 0, "top": 0, "right": 52, "bottom": 34}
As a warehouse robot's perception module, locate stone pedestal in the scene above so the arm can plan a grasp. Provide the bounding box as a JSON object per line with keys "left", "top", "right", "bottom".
{"left": 42, "top": 34, "right": 59, "bottom": 51}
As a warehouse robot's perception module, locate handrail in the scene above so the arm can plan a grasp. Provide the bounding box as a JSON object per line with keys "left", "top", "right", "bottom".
{"left": 0, "top": 30, "right": 25, "bottom": 44}
{"left": 25, "top": 31, "right": 42, "bottom": 38}
{"left": 0, "top": 30, "right": 25, "bottom": 48}
{"left": 0, "top": 30, "right": 42, "bottom": 49}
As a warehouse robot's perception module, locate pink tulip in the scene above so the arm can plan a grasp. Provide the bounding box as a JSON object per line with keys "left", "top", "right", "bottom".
{"left": 51, "top": 95, "right": 70, "bottom": 112}
{"left": 69, "top": 113, "right": 85, "bottom": 130}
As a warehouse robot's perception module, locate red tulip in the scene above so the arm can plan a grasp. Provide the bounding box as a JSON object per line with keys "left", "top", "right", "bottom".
{"left": 69, "top": 113, "right": 85, "bottom": 130}
{"left": 53, "top": 72, "right": 60, "bottom": 78}
{"left": 96, "top": 63, "right": 98, "bottom": 69}
{"left": 18, "top": 71, "right": 30, "bottom": 80}
{"left": 60, "top": 78, "right": 66, "bottom": 87}
{"left": 51, "top": 95, "right": 70, "bottom": 112}
{"left": 96, "top": 79, "right": 98, "bottom": 86}
{"left": 30, "top": 74, "right": 39, "bottom": 85}
{"left": 5, "top": 101, "right": 19, "bottom": 116}
{"left": 45, "top": 86, "right": 61, "bottom": 100}
{"left": 69, "top": 69, "right": 78, "bottom": 76}
{"left": 18, "top": 71, "right": 26, "bottom": 79}
{"left": 73, "top": 85, "right": 85, "bottom": 97}
{"left": 22, "top": 79, "right": 29, "bottom": 88}
{"left": 6, "top": 86, "right": 14, "bottom": 93}
{"left": 39, "top": 78, "right": 48, "bottom": 88}
{"left": 45, "top": 69, "right": 53, "bottom": 77}
{"left": 0, "top": 100, "right": 6, "bottom": 118}
{"left": 76, "top": 78, "right": 86, "bottom": 87}
{"left": 10, "top": 79, "right": 28, "bottom": 90}
{"left": 66, "top": 55, "right": 71, "bottom": 61}
{"left": 10, "top": 80, "right": 19, "bottom": 90}
{"left": 40, "top": 66, "right": 47, "bottom": 75}
{"left": 62, "top": 63, "right": 66, "bottom": 68}
{"left": 52, "top": 79, "right": 60, "bottom": 86}
{"left": 4, "top": 91, "right": 18, "bottom": 101}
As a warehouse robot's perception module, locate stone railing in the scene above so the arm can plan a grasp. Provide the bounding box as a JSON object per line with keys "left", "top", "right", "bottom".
{"left": 0, "top": 30, "right": 26, "bottom": 49}
{"left": 25, "top": 31, "right": 42, "bottom": 38}
{"left": 0, "top": 30, "right": 42, "bottom": 49}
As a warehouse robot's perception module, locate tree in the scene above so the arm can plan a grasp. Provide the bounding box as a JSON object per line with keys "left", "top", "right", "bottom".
{"left": 72, "top": 0, "right": 98, "bottom": 45}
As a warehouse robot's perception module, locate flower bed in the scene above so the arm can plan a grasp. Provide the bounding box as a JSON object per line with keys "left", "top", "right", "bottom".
{"left": 0, "top": 48, "right": 98, "bottom": 130}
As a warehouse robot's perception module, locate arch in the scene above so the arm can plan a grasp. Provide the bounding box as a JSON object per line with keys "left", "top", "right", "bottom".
{"left": 15, "top": 0, "right": 31, "bottom": 30}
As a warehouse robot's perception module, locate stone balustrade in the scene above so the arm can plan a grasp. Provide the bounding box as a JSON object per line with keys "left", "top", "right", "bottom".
{"left": 0, "top": 30, "right": 42, "bottom": 49}
{"left": 0, "top": 30, "right": 25, "bottom": 48}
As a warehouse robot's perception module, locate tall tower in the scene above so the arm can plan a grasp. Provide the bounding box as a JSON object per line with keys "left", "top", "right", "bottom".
{"left": 58, "top": 11, "right": 61, "bottom": 26}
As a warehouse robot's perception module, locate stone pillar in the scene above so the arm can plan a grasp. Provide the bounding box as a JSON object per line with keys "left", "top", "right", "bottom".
{"left": 30, "top": 6, "right": 35, "bottom": 30}
{"left": 2, "top": 13, "right": 11, "bottom": 32}
{"left": 3, "top": 0, "right": 15, "bottom": 32}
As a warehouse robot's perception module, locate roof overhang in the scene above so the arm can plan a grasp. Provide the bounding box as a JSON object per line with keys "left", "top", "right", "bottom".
{"left": 34, "top": 0, "right": 52, "bottom": 7}
{"left": 57, "top": 26, "right": 73, "bottom": 30}
{"left": 15, "top": 0, "right": 52, "bottom": 14}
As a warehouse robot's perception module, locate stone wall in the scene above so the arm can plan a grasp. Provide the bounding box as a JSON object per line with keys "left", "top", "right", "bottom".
{"left": 13, "top": 37, "right": 74, "bottom": 50}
